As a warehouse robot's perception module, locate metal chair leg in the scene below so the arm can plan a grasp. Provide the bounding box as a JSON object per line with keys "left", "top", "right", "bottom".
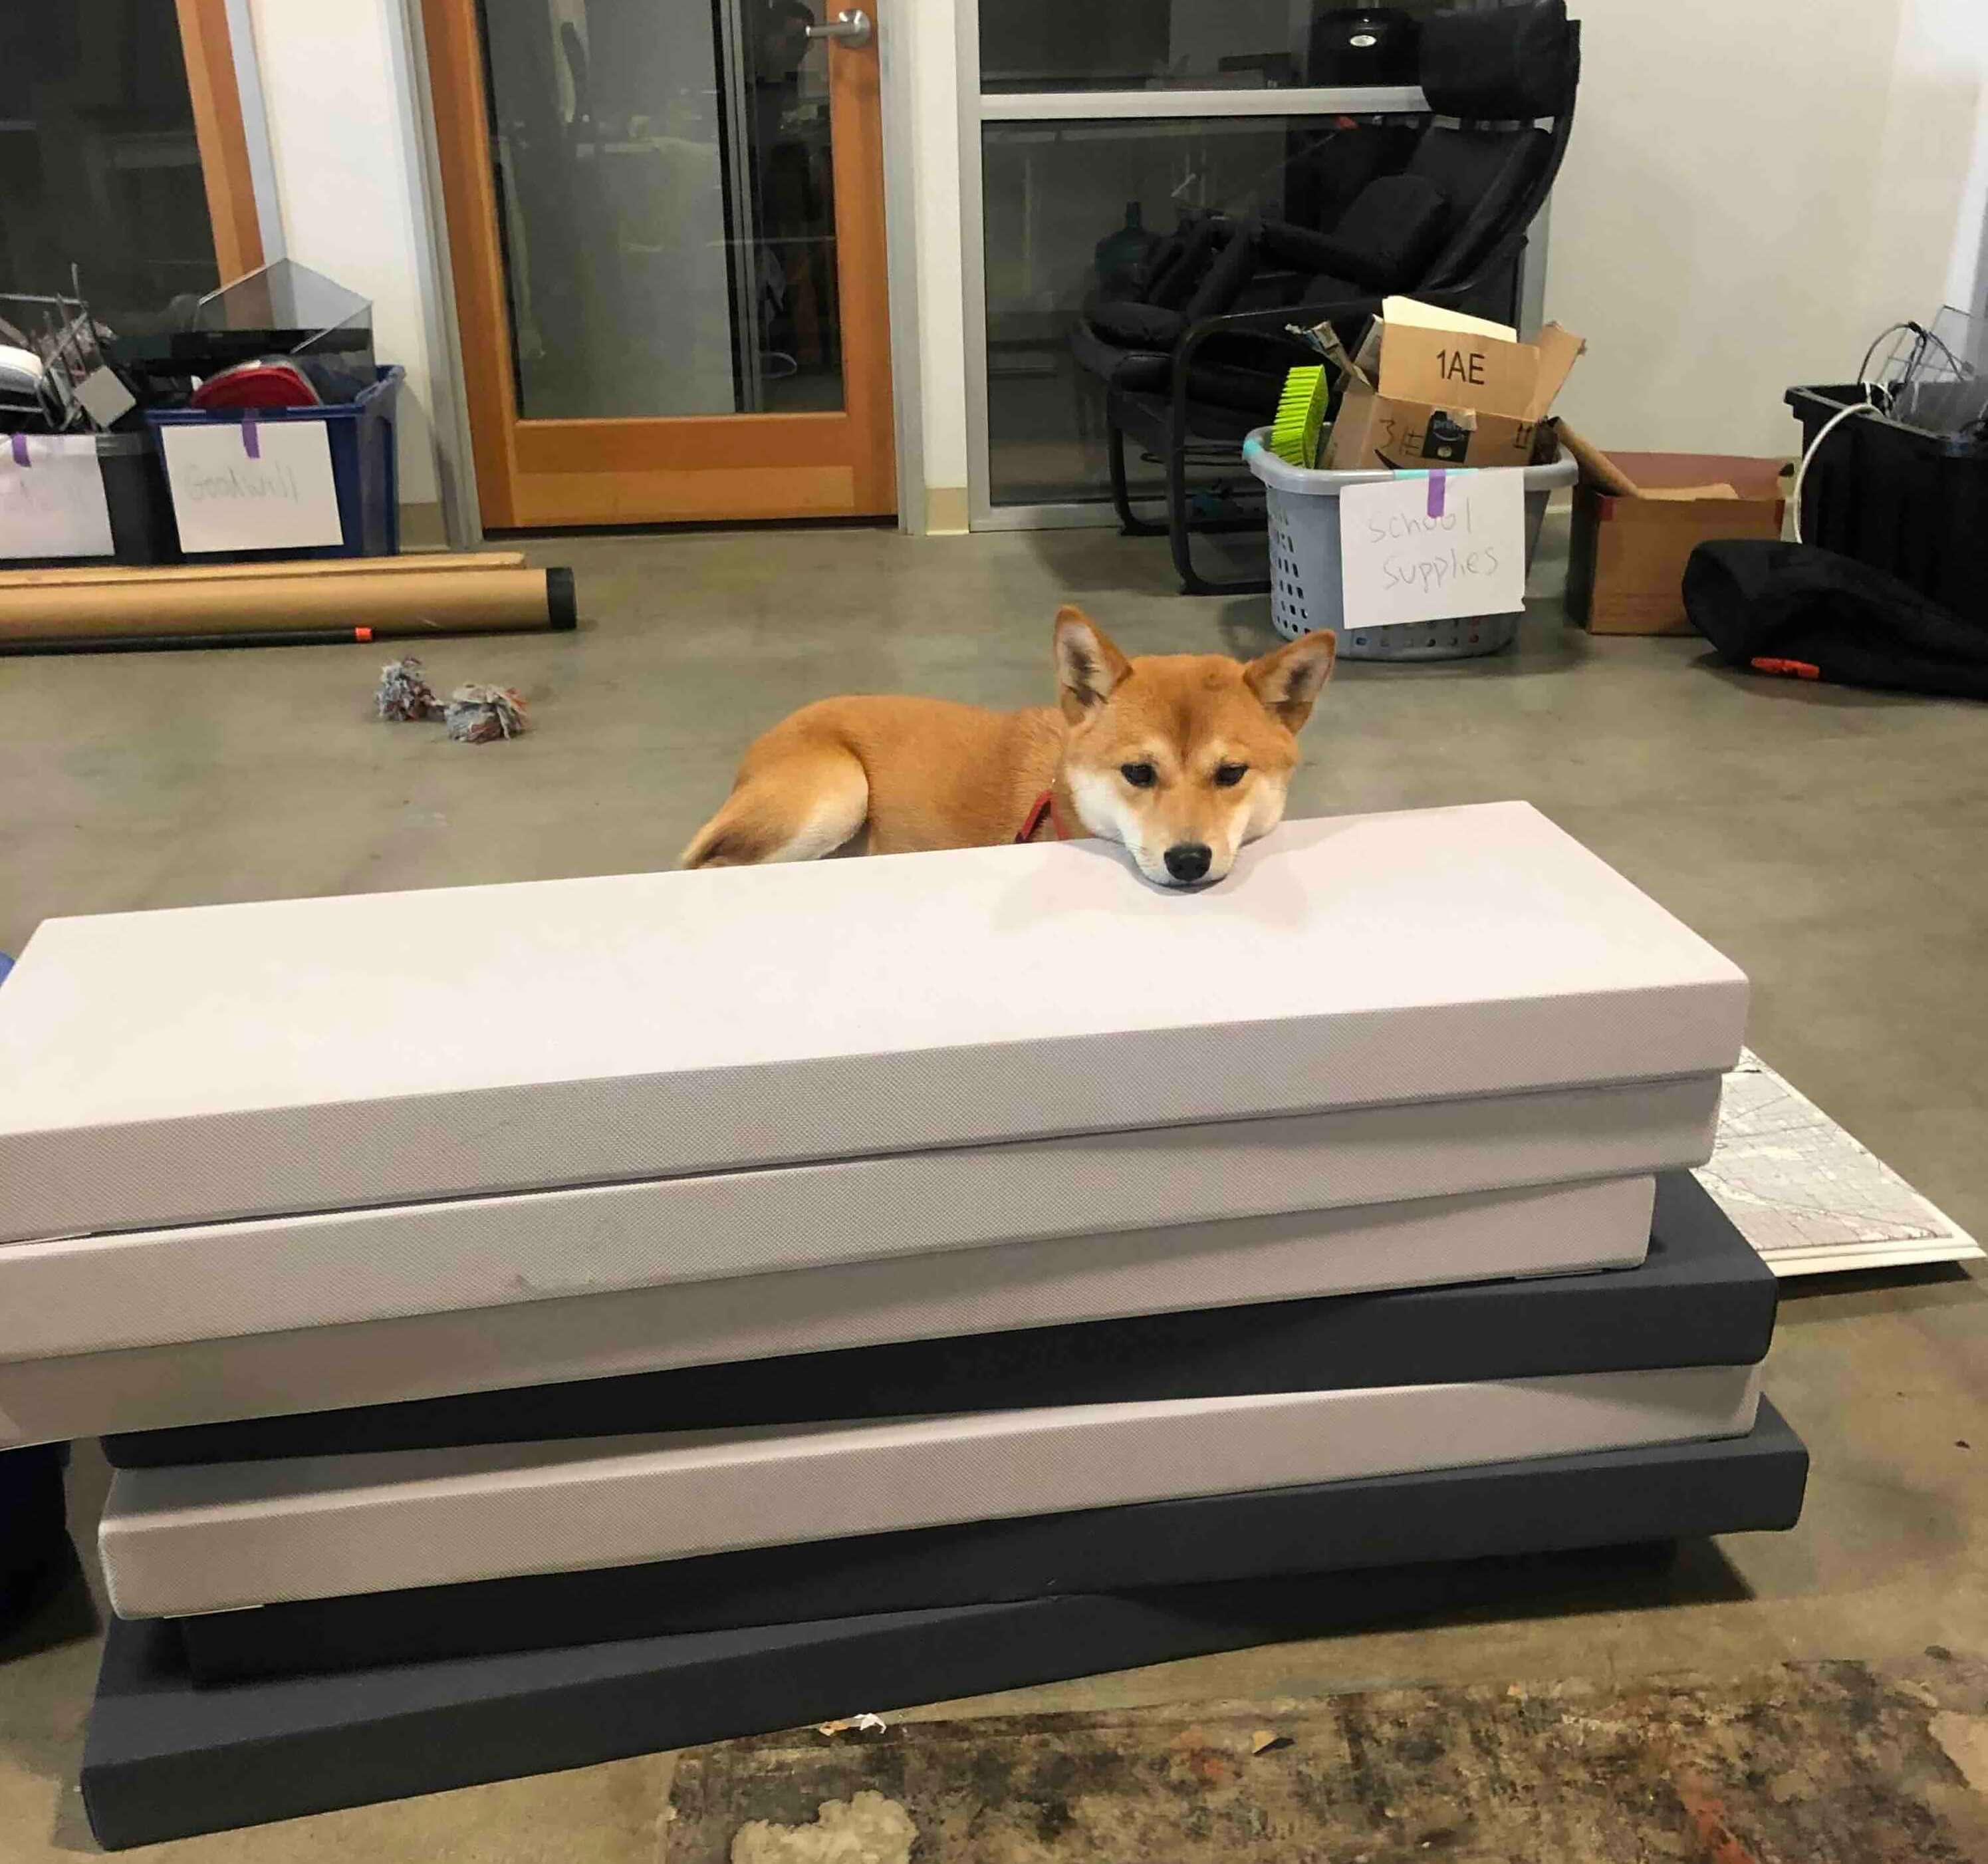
{"left": 1167, "top": 440, "right": 1271, "bottom": 599}
{"left": 1107, "top": 420, "right": 1167, "bottom": 537}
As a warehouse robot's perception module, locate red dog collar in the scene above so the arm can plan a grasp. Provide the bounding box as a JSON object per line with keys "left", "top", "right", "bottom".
{"left": 1016, "top": 789, "right": 1076, "bottom": 844}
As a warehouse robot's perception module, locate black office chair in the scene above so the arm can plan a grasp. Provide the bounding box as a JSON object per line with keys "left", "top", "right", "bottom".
{"left": 1072, "top": 0, "right": 1581, "bottom": 595}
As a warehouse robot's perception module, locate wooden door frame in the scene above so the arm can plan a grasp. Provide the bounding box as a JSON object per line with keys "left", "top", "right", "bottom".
{"left": 175, "top": 0, "right": 267, "bottom": 283}
{"left": 421, "top": 0, "right": 896, "bottom": 530}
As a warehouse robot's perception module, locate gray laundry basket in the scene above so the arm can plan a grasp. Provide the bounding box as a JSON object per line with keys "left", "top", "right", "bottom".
{"left": 1244, "top": 432, "right": 1576, "bottom": 660}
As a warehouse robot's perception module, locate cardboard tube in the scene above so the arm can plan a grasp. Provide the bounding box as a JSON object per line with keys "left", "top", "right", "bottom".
{"left": 0, "top": 553, "right": 528, "bottom": 593}
{"left": 5, "top": 630, "right": 437, "bottom": 656}
{"left": 0, "top": 567, "right": 576, "bottom": 648}
{"left": 1554, "top": 422, "right": 1643, "bottom": 497}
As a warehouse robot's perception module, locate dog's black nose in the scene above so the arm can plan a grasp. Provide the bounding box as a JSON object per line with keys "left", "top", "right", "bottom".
{"left": 1164, "top": 843, "right": 1213, "bottom": 884}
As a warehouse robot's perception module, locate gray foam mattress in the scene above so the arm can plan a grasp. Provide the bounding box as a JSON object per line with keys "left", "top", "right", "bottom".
{"left": 98, "top": 1364, "right": 1765, "bottom": 1617}
{"left": 80, "top": 1404, "right": 1810, "bottom": 1851}
{"left": 0, "top": 1173, "right": 1665, "bottom": 1449}
{"left": 0, "top": 803, "right": 1746, "bottom": 1244}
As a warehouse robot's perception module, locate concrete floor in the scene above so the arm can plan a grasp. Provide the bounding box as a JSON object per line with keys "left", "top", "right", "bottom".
{"left": 0, "top": 517, "right": 1985, "bottom": 1859}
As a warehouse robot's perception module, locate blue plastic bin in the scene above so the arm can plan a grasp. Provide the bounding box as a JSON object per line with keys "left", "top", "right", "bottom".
{"left": 146, "top": 364, "right": 404, "bottom": 559}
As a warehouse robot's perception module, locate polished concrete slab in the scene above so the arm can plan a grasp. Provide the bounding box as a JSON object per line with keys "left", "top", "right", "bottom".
{"left": 0, "top": 516, "right": 1983, "bottom": 1857}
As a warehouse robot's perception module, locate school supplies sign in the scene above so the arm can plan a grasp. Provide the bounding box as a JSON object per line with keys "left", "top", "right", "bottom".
{"left": 1338, "top": 468, "right": 1527, "bottom": 629}
{"left": 160, "top": 421, "right": 344, "bottom": 554}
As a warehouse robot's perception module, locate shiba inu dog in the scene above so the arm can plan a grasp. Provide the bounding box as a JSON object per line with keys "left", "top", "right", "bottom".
{"left": 682, "top": 608, "right": 1336, "bottom": 888}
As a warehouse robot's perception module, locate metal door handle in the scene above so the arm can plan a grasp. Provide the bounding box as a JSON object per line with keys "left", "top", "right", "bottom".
{"left": 806, "top": 9, "right": 872, "bottom": 49}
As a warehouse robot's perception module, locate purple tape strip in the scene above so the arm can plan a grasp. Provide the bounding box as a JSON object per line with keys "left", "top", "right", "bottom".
{"left": 1427, "top": 469, "right": 1446, "bottom": 517}
{"left": 241, "top": 412, "right": 261, "bottom": 460}
{"left": 9, "top": 433, "right": 29, "bottom": 467}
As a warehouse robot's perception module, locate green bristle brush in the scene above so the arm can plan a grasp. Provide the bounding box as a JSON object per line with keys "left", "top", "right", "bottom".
{"left": 1270, "top": 365, "right": 1330, "bottom": 467}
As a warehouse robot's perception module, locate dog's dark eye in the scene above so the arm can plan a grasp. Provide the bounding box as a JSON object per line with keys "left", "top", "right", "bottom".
{"left": 1120, "top": 762, "right": 1158, "bottom": 789}
{"left": 1213, "top": 762, "right": 1249, "bottom": 788}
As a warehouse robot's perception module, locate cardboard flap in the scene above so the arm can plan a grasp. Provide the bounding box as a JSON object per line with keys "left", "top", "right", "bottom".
{"left": 1306, "top": 321, "right": 1370, "bottom": 390}
{"left": 1524, "top": 325, "right": 1587, "bottom": 420}
{"left": 1380, "top": 297, "right": 1519, "bottom": 343}
{"left": 1572, "top": 444, "right": 1793, "bottom": 505}
{"left": 1350, "top": 319, "right": 1384, "bottom": 388}
{"left": 1374, "top": 297, "right": 1539, "bottom": 417}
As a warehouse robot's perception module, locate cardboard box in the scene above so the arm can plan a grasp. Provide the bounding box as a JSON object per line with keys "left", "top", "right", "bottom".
{"left": 1320, "top": 297, "right": 1586, "bottom": 471}
{"left": 1562, "top": 430, "right": 1791, "bottom": 636}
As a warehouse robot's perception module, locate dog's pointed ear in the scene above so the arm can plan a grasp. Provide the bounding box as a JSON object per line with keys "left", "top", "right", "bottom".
{"left": 1054, "top": 606, "right": 1132, "bottom": 724}
{"left": 1245, "top": 630, "right": 1337, "bottom": 732}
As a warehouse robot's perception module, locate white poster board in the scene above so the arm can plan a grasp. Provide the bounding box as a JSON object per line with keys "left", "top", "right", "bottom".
{"left": 159, "top": 420, "right": 345, "bottom": 554}
{"left": 0, "top": 434, "right": 116, "bottom": 561}
{"left": 1338, "top": 469, "right": 1527, "bottom": 629}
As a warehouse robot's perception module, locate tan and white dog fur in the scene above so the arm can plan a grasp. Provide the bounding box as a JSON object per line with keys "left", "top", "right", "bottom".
{"left": 682, "top": 608, "right": 1336, "bottom": 889}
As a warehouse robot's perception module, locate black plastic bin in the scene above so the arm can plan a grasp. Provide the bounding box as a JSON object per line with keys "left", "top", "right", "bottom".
{"left": 1787, "top": 384, "right": 1988, "bottom": 622}
{"left": 1, "top": 432, "right": 182, "bottom": 570}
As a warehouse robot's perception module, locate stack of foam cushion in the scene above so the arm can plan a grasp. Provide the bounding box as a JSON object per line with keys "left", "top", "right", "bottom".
{"left": 0, "top": 803, "right": 1807, "bottom": 1847}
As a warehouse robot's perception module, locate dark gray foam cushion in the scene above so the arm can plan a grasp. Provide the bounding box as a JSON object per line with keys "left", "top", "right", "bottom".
{"left": 172, "top": 1389, "right": 1806, "bottom": 1687}
{"left": 82, "top": 1402, "right": 1807, "bottom": 1849}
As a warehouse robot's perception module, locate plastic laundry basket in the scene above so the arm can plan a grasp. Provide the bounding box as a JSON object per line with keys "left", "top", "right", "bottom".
{"left": 1244, "top": 432, "right": 1576, "bottom": 660}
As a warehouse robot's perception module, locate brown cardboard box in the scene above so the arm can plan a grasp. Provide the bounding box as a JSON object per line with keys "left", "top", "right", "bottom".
{"left": 1562, "top": 431, "right": 1791, "bottom": 636}
{"left": 1320, "top": 298, "right": 1586, "bottom": 471}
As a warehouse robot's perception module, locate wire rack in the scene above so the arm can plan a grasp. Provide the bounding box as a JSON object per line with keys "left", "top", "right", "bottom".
{"left": 0, "top": 277, "right": 113, "bottom": 434}
{"left": 1866, "top": 306, "right": 1988, "bottom": 441}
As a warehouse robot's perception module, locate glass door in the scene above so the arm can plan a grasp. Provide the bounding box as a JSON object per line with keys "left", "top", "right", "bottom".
{"left": 424, "top": 0, "right": 894, "bottom": 528}
{"left": 962, "top": 0, "right": 1540, "bottom": 528}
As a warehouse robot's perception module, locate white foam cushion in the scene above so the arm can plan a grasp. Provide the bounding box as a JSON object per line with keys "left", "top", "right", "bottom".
{"left": 0, "top": 803, "right": 1745, "bottom": 1243}
{"left": 98, "top": 1363, "right": 1765, "bottom": 1618}
{"left": 0, "top": 1176, "right": 1653, "bottom": 1448}
{"left": 0, "top": 1079, "right": 1707, "bottom": 1367}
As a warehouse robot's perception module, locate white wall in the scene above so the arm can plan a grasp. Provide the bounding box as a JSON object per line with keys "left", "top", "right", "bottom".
{"left": 1549, "top": 0, "right": 1988, "bottom": 454}
{"left": 904, "top": 0, "right": 971, "bottom": 525}
{"left": 239, "top": 0, "right": 442, "bottom": 509}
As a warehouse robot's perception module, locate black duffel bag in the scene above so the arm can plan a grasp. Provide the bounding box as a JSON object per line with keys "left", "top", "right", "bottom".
{"left": 1684, "top": 540, "right": 1988, "bottom": 701}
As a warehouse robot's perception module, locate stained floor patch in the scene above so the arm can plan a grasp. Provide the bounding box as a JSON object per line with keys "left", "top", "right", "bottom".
{"left": 729, "top": 1789, "right": 916, "bottom": 1864}
{"left": 666, "top": 1654, "right": 1988, "bottom": 1863}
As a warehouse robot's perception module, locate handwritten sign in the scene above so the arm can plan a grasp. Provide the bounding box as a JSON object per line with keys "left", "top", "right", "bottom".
{"left": 160, "top": 421, "right": 344, "bottom": 554}
{"left": 1338, "top": 469, "right": 1527, "bottom": 629}
{"left": 0, "top": 434, "right": 116, "bottom": 561}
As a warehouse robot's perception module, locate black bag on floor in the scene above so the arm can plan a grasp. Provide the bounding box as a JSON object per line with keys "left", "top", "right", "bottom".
{"left": 0, "top": 1444, "right": 70, "bottom": 1630}
{"left": 1684, "top": 541, "right": 1988, "bottom": 700}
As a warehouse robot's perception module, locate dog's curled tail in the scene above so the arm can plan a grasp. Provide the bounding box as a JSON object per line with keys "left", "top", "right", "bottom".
{"left": 680, "top": 733, "right": 870, "bottom": 869}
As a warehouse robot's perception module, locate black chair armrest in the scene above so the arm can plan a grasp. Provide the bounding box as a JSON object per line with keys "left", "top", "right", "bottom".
{"left": 1162, "top": 278, "right": 1489, "bottom": 453}
{"left": 1181, "top": 296, "right": 1378, "bottom": 346}
{"left": 1176, "top": 277, "right": 1481, "bottom": 352}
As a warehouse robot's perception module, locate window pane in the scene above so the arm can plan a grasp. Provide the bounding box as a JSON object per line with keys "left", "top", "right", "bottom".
{"left": 983, "top": 113, "right": 1430, "bottom": 507}
{"left": 478, "top": 0, "right": 844, "bottom": 422}
{"left": 979, "top": 2, "right": 1459, "bottom": 95}
{"left": 0, "top": 1, "right": 220, "bottom": 331}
